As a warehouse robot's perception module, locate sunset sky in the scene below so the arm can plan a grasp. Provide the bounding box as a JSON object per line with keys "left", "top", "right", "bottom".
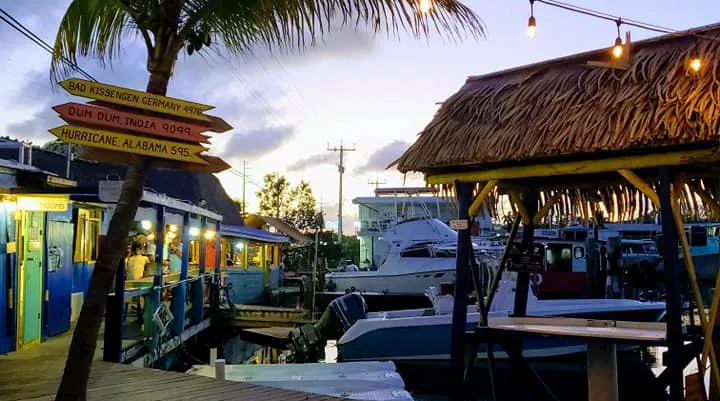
{"left": 1, "top": 0, "right": 719, "bottom": 233}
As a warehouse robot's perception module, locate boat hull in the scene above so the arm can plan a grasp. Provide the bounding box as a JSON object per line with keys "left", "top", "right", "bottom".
{"left": 337, "top": 306, "right": 665, "bottom": 363}
{"left": 325, "top": 268, "right": 456, "bottom": 296}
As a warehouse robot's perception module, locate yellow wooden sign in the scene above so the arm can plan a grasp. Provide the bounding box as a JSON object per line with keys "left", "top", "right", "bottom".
{"left": 17, "top": 196, "right": 68, "bottom": 212}
{"left": 59, "top": 78, "right": 213, "bottom": 122}
{"left": 49, "top": 125, "right": 208, "bottom": 165}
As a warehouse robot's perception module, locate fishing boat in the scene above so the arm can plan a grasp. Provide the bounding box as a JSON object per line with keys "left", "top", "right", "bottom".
{"left": 334, "top": 276, "right": 665, "bottom": 364}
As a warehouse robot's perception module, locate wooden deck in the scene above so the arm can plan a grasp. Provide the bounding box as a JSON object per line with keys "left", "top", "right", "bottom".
{"left": 0, "top": 329, "right": 343, "bottom": 401}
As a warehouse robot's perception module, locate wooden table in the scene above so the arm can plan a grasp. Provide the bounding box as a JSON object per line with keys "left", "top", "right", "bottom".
{"left": 488, "top": 317, "right": 670, "bottom": 401}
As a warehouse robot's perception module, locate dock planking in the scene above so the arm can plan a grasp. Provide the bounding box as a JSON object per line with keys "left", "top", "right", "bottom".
{"left": 0, "top": 330, "right": 344, "bottom": 401}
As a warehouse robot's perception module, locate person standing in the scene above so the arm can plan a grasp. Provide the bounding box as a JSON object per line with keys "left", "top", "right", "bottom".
{"left": 168, "top": 236, "right": 183, "bottom": 274}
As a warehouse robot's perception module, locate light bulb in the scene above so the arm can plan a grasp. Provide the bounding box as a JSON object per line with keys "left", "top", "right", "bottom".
{"left": 189, "top": 227, "right": 200, "bottom": 237}
{"left": 167, "top": 231, "right": 176, "bottom": 240}
{"left": 690, "top": 58, "right": 702, "bottom": 72}
{"left": 169, "top": 224, "right": 178, "bottom": 232}
{"left": 527, "top": 16, "right": 536, "bottom": 39}
{"left": 141, "top": 220, "right": 152, "bottom": 230}
{"left": 204, "top": 230, "right": 216, "bottom": 240}
{"left": 612, "top": 36, "right": 623, "bottom": 58}
{"left": 419, "top": 0, "right": 432, "bottom": 14}
{"left": 235, "top": 242, "right": 244, "bottom": 250}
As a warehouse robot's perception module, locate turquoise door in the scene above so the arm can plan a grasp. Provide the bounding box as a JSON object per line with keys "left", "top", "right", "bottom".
{"left": 18, "top": 211, "right": 43, "bottom": 349}
{"left": 45, "top": 219, "right": 72, "bottom": 336}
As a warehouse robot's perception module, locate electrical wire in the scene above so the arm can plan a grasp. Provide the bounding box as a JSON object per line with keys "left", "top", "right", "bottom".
{"left": 0, "top": 7, "right": 97, "bottom": 81}
{"left": 534, "top": 0, "right": 720, "bottom": 44}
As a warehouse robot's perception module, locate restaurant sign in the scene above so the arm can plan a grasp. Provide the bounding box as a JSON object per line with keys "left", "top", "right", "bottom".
{"left": 17, "top": 196, "right": 68, "bottom": 212}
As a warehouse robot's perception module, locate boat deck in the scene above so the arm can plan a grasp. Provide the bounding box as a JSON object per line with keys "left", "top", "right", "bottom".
{"left": 0, "top": 328, "right": 343, "bottom": 401}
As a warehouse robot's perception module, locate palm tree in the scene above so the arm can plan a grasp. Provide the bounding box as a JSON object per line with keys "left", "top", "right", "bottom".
{"left": 51, "top": 1, "right": 483, "bottom": 399}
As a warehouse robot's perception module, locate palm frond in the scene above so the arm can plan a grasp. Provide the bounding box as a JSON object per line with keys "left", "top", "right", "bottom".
{"left": 51, "top": 0, "right": 139, "bottom": 82}
{"left": 193, "top": 0, "right": 484, "bottom": 57}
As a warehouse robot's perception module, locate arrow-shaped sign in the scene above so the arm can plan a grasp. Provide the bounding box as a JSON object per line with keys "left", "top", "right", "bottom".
{"left": 59, "top": 78, "right": 213, "bottom": 122}
{"left": 87, "top": 100, "right": 232, "bottom": 133}
{"left": 81, "top": 148, "right": 231, "bottom": 173}
{"left": 52, "top": 102, "right": 210, "bottom": 144}
{"left": 49, "top": 125, "right": 208, "bottom": 164}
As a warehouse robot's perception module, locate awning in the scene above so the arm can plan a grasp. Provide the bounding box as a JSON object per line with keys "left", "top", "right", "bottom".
{"left": 221, "top": 224, "right": 289, "bottom": 244}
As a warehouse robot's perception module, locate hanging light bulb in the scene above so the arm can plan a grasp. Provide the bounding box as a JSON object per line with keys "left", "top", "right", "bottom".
{"left": 690, "top": 58, "right": 702, "bottom": 72}
{"left": 611, "top": 20, "right": 623, "bottom": 59}
{"left": 419, "top": 0, "right": 432, "bottom": 14}
{"left": 527, "top": 0, "right": 536, "bottom": 39}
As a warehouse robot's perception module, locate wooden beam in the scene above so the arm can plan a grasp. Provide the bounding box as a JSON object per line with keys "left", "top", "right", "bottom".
{"left": 533, "top": 194, "right": 560, "bottom": 225}
{"left": 671, "top": 182, "right": 720, "bottom": 392}
{"left": 427, "top": 149, "right": 719, "bottom": 185}
{"left": 617, "top": 169, "right": 660, "bottom": 208}
{"left": 468, "top": 180, "right": 498, "bottom": 217}
{"left": 508, "top": 190, "right": 531, "bottom": 224}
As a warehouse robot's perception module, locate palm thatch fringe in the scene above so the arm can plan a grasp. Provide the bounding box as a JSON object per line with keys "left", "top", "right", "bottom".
{"left": 393, "top": 24, "right": 720, "bottom": 174}
{"left": 431, "top": 176, "right": 720, "bottom": 223}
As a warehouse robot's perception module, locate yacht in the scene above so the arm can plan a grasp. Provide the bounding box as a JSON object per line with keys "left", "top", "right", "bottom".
{"left": 325, "top": 218, "right": 461, "bottom": 295}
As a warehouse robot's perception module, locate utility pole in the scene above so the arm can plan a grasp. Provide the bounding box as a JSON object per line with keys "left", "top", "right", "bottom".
{"left": 241, "top": 160, "right": 248, "bottom": 217}
{"left": 368, "top": 176, "right": 386, "bottom": 191}
{"left": 327, "top": 141, "right": 356, "bottom": 243}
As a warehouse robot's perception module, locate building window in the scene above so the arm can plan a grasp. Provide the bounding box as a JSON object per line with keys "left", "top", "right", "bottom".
{"left": 74, "top": 209, "right": 101, "bottom": 263}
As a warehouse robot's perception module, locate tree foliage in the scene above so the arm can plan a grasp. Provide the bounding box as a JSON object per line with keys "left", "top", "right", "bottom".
{"left": 256, "top": 173, "right": 323, "bottom": 232}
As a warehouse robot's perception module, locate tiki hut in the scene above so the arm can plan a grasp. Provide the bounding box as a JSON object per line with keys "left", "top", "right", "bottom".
{"left": 392, "top": 23, "right": 720, "bottom": 222}
{"left": 390, "top": 24, "right": 720, "bottom": 400}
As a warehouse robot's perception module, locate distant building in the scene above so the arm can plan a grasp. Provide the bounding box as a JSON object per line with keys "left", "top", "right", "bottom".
{"left": 353, "top": 187, "right": 492, "bottom": 267}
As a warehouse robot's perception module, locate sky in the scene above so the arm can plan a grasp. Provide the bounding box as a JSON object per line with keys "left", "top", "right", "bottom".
{"left": 1, "top": 0, "right": 719, "bottom": 234}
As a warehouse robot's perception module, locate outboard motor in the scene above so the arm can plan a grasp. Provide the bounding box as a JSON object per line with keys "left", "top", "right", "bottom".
{"left": 288, "top": 293, "right": 367, "bottom": 362}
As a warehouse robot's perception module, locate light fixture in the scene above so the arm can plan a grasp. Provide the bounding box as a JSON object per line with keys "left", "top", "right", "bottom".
{"left": 2, "top": 200, "right": 17, "bottom": 213}
{"left": 690, "top": 57, "right": 702, "bottom": 72}
{"left": 204, "top": 230, "right": 216, "bottom": 240}
{"left": 527, "top": 0, "right": 536, "bottom": 39}
{"left": 419, "top": 0, "right": 432, "bottom": 14}
{"left": 141, "top": 220, "right": 152, "bottom": 230}
{"left": 235, "top": 242, "right": 244, "bottom": 250}
{"left": 169, "top": 224, "right": 178, "bottom": 233}
{"left": 189, "top": 227, "right": 200, "bottom": 237}
{"left": 612, "top": 20, "right": 623, "bottom": 59}
{"left": 167, "top": 231, "right": 176, "bottom": 240}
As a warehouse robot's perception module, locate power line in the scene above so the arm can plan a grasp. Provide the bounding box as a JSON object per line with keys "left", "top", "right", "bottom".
{"left": 0, "top": 7, "right": 97, "bottom": 81}
{"left": 531, "top": 0, "right": 720, "bottom": 43}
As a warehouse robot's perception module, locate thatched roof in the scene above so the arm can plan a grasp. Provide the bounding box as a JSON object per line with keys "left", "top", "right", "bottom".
{"left": 393, "top": 23, "right": 720, "bottom": 175}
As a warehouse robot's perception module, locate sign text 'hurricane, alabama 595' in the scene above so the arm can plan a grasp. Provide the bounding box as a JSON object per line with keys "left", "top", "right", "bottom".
{"left": 49, "top": 125, "right": 207, "bottom": 164}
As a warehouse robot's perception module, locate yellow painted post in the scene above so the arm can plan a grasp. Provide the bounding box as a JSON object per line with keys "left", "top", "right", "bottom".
{"left": 671, "top": 184, "right": 720, "bottom": 391}
{"left": 468, "top": 180, "right": 498, "bottom": 218}
{"left": 702, "top": 258, "right": 720, "bottom": 371}
{"left": 617, "top": 170, "right": 660, "bottom": 208}
{"left": 508, "top": 190, "right": 531, "bottom": 224}
{"left": 533, "top": 195, "right": 559, "bottom": 225}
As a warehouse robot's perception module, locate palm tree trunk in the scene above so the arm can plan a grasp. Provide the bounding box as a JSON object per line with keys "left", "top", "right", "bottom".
{"left": 55, "top": 71, "right": 170, "bottom": 400}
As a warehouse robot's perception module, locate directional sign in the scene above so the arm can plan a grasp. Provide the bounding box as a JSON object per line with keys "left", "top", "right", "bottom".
{"left": 59, "top": 78, "right": 213, "bottom": 122}
{"left": 81, "top": 148, "right": 230, "bottom": 173}
{"left": 53, "top": 102, "right": 210, "bottom": 144}
{"left": 88, "top": 100, "right": 232, "bottom": 133}
{"left": 49, "top": 125, "right": 207, "bottom": 164}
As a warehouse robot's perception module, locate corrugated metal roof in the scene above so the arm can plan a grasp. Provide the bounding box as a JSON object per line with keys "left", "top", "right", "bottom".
{"left": 221, "top": 224, "right": 289, "bottom": 244}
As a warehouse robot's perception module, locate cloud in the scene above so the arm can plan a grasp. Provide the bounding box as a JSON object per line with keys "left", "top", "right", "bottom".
{"left": 287, "top": 152, "right": 336, "bottom": 171}
{"left": 220, "top": 125, "right": 295, "bottom": 159}
{"left": 5, "top": 109, "right": 58, "bottom": 144}
{"left": 354, "top": 140, "right": 410, "bottom": 174}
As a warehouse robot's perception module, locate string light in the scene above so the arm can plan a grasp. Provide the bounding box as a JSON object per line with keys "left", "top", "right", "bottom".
{"left": 419, "top": 0, "right": 432, "bottom": 14}
{"left": 612, "top": 20, "right": 623, "bottom": 58}
{"left": 689, "top": 57, "right": 702, "bottom": 72}
{"left": 527, "top": 0, "right": 537, "bottom": 39}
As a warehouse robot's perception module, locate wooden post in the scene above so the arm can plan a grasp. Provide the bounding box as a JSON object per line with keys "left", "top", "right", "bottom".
{"left": 513, "top": 190, "right": 537, "bottom": 317}
{"left": 102, "top": 257, "right": 125, "bottom": 362}
{"left": 171, "top": 213, "right": 190, "bottom": 334}
{"left": 587, "top": 342, "right": 619, "bottom": 401}
{"left": 450, "top": 181, "right": 473, "bottom": 401}
{"left": 190, "top": 216, "right": 206, "bottom": 325}
{"left": 145, "top": 206, "right": 165, "bottom": 348}
{"left": 658, "top": 167, "right": 684, "bottom": 401}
